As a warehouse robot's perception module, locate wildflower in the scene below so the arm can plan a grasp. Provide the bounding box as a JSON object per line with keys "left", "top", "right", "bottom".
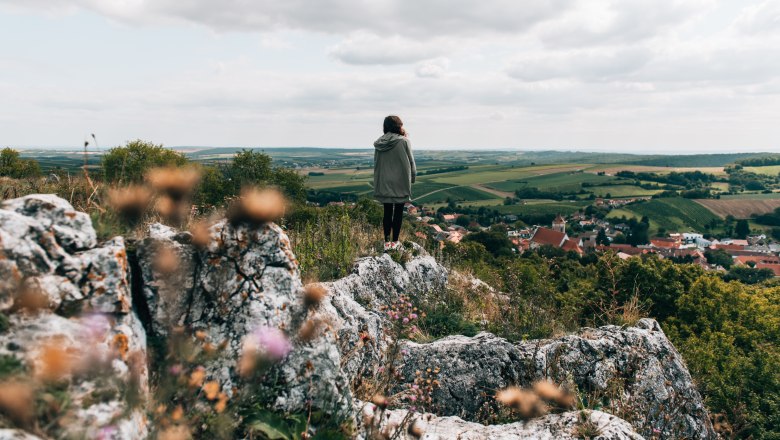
{"left": 171, "top": 405, "right": 184, "bottom": 421}
{"left": 371, "top": 394, "right": 389, "bottom": 409}
{"left": 215, "top": 392, "right": 229, "bottom": 413}
{"left": 79, "top": 314, "right": 111, "bottom": 342}
{"left": 158, "top": 425, "right": 192, "bottom": 440}
{"left": 408, "top": 419, "right": 425, "bottom": 438}
{"left": 35, "top": 340, "right": 75, "bottom": 381}
{"left": 410, "top": 313, "right": 418, "bottom": 319}
{"left": 298, "top": 317, "right": 323, "bottom": 342}
{"left": 403, "top": 317, "right": 409, "bottom": 324}
{"left": 496, "top": 386, "right": 547, "bottom": 419}
{"left": 97, "top": 426, "right": 118, "bottom": 440}
{"left": 251, "top": 326, "right": 292, "bottom": 361}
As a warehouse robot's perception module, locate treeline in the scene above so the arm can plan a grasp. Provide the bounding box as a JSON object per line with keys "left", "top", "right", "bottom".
{"left": 736, "top": 155, "right": 780, "bottom": 167}
{"left": 418, "top": 165, "right": 468, "bottom": 176}
{"left": 616, "top": 170, "right": 719, "bottom": 187}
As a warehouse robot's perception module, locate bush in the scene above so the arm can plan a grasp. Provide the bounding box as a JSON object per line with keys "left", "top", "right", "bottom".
{"left": 102, "top": 140, "right": 187, "bottom": 183}
{"left": 0, "top": 148, "right": 41, "bottom": 178}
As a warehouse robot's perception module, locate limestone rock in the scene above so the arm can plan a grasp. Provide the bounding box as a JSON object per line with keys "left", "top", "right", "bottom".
{"left": 362, "top": 408, "right": 644, "bottom": 440}
{"left": 1, "top": 194, "right": 96, "bottom": 252}
{"left": 397, "top": 320, "right": 715, "bottom": 439}
{"left": 0, "top": 195, "right": 147, "bottom": 439}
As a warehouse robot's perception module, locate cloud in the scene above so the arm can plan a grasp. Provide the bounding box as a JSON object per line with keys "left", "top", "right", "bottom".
{"left": 732, "top": 0, "right": 780, "bottom": 36}
{"left": 415, "top": 58, "right": 450, "bottom": 78}
{"left": 0, "top": 0, "right": 574, "bottom": 38}
{"left": 507, "top": 47, "right": 651, "bottom": 82}
{"left": 329, "top": 32, "right": 447, "bottom": 65}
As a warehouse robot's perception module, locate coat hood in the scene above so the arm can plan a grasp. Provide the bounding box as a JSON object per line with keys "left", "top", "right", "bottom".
{"left": 374, "top": 132, "right": 405, "bottom": 152}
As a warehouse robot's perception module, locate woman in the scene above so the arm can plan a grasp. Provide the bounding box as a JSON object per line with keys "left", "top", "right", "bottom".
{"left": 373, "top": 115, "right": 416, "bottom": 251}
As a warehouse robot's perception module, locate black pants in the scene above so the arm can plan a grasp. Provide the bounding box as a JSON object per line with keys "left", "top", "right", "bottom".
{"left": 383, "top": 203, "right": 405, "bottom": 242}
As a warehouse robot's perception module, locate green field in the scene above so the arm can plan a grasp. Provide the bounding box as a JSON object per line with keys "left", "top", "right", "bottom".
{"left": 745, "top": 165, "right": 780, "bottom": 176}
{"left": 607, "top": 198, "right": 719, "bottom": 233}
{"left": 589, "top": 185, "right": 663, "bottom": 197}
{"left": 414, "top": 186, "right": 498, "bottom": 204}
{"left": 495, "top": 201, "right": 590, "bottom": 216}
{"left": 485, "top": 171, "right": 616, "bottom": 193}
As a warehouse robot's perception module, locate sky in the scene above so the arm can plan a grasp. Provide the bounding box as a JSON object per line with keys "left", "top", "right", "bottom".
{"left": 0, "top": 0, "right": 779, "bottom": 153}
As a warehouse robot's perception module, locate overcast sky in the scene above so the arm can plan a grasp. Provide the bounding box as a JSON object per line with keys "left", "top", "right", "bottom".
{"left": 1, "top": 0, "right": 779, "bottom": 153}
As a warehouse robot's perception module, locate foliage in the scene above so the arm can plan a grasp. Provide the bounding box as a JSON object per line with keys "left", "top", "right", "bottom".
{"left": 102, "top": 140, "right": 187, "bottom": 183}
{"left": 704, "top": 248, "right": 733, "bottom": 269}
{"left": 723, "top": 266, "right": 775, "bottom": 285}
{"left": 0, "top": 148, "right": 41, "bottom": 178}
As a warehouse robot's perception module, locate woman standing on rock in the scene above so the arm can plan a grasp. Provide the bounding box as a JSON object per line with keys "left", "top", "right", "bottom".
{"left": 373, "top": 115, "right": 416, "bottom": 252}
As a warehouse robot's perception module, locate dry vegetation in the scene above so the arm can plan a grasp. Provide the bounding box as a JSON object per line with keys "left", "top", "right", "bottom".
{"left": 694, "top": 198, "right": 780, "bottom": 218}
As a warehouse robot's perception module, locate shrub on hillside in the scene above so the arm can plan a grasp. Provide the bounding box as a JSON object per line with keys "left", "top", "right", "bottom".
{"left": 102, "top": 140, "right": 187, "bottom": 183}
{"left": 0, "top": 148, "right": 41, "bottom": 179}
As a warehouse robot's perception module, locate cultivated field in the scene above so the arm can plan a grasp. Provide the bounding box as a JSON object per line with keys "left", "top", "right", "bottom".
{"left": 608, "top": 198, "right": 720, "bottom": 234}
{"left": 745, "top": 165, "right": 780, "bottom": 176}
{"left": 584, "top": 165, "right": 726, "bottom": 176}
{"left": 695, "top": 199, "right": 780, "bottom": 218}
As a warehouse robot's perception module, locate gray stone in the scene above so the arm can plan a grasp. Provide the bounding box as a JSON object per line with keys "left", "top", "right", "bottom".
{"left": 360, "top": 408, "right": 645, "bottom": 440}
{"left": 1, "top": 194, "right": 96, "bottom": 251}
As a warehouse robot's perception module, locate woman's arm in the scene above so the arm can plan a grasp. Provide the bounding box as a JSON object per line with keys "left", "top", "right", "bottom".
{"left": 405, "top": 139, "right": 416, "bottom": 183}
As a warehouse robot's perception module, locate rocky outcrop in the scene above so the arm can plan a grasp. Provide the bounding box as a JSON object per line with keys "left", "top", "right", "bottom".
{"left": 136, "top": 221, "right": 351, "bottom": 415}
{"left": 0, "top": 195, "right": 714, "bottom": 439}
{"left": 397, "top": 319, "right": 713, "bottom": 439}
{"left": 0, "top": 195, "right": 147, "bottom": 439}
{"left": 365, "top": 408, "right": 644, "bottom": 440}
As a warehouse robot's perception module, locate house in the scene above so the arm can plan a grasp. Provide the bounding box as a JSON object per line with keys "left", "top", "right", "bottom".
{"left": 733, "top": 255, "right": 780, "bottom": 266}
{"left": 442, "top": 214, "right": 457, "bottom": 223}
{"left": 504, "top": 214, "right": 518, "bottom": 222}
{"left": 447, "top": 231, "right": 464, "bottom": 244}
{"left": 404, "top": 203, "right": 418, "bottom": 215}
{"left": 596, "top": 244, "right": 648, "bottom": 256}
{"left": 650, "top": 237, "right": 682, "bottom": 249}
{"left": 561, "top": 239, "right": 584, "bottom": 255}
{"left": 531, "top": 227, "right": 568, "bottom": 248}
{"left": 756, "top": 263, "right": 780, "bottom": 277}
{"left": 429, "top": 224, "right": 443, "bottom": 234}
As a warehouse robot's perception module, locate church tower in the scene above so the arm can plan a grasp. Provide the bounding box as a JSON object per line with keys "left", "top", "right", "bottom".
{"left": 552, "top": 215, "right": 566, "bottom": 234}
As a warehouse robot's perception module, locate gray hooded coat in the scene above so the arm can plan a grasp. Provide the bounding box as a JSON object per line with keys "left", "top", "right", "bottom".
{"left": 373, "top": 132, "right": 416, "bottom": 204}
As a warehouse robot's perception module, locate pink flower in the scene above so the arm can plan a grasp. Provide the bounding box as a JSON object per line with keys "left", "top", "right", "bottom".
{"left": 97, "top": 426, "right": 117, "bottom": 440}
{"left": 409, "top": 395, "right": 417, "bottom": 401}
{"left": 403, "top": 317, "right": 409, "bottom": 324}
{"left": 169, "top": 364, "right": 183, "bottom": 375}
{"left": 410, "top": 313, "right": 418, "bottom": 320}
{"left": 252, "top": 326, "right": 292, "bottom": 361}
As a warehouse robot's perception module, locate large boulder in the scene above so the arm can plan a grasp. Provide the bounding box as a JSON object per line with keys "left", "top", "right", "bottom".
{"left": 0, "top": 195, "right": 148, "bottom": 440}
{"left": 136, "top": 221, "right": 351, "bottom": 415}
{"left": 397, "top": 320, "right": 715, "bottom": 439}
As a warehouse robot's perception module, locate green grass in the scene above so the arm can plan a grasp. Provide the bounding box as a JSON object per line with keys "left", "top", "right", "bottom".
{"left": 745, "top": 165, "right": 780, "bottom": 176}
{"left": 487, "top": 171, "right": 617, "bottom": 193}
{"left": 415, "top": 186, "right": 499, "bottom": 204}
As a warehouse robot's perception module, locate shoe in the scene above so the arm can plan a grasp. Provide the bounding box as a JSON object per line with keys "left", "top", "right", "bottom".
{"left": 393, "top": 241, "right": 403, "bottom": 251}
{"left": 383, "top": 242, "right": 393, "bottom": 252}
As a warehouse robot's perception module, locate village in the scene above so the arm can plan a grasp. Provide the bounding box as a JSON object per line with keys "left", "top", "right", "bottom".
{"left": 385, "top": 199, "right": 780, "bottom": 278}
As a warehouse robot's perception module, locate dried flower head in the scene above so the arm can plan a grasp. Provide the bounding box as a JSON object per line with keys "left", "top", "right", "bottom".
{"left": 227, "top": 187, "right": 287, "bottom": 225}
{"left": 533, "top": 380, "right": 576, "bottom": 408}
{"left": 188, "top": 366, "right": 206, "bottom": 388}
{"left": 154, "top": 195, "right": 189, "bottom": 224}
{"left": 12, "top": 278, "right": 52, "bottom": 312}
{"left": 158, "top": 424, "right": 192, "bottom": 440}
{"left": 35, "top": 340, "right": 76, "bottom": 382}
{"left": 188, "top": 220, "right": 212, "bottom": 248}
{"left": 202, "top": 381, "right": 220, "bottom": 400}
{"left": 303, "top": 283, "right": 328, "bottom": 306}
{"left": 146, "top": 166, "right": 201, "bottom": 201}
{"left": 107, "top": 185, "right": 151, "bottom": 224}
{"left": 495, "top": 386, "right": 547, "bottom": 419}
{"left": 153, "top": 245, "right": 180, "bottom": 274}
{"left": 407, "top": 419, "right": 425, "bottom": 438}
{"left": 297, "top": 317, "right": 327, "bottom": 342}
{"left": 215, "top": 392, "right": 229, "bottom": 413}
{"left": 371, "top": 394, "right": 389, "bottom": 409}
{"left": 0, "top": 380, "right": 35, "bottom": 425}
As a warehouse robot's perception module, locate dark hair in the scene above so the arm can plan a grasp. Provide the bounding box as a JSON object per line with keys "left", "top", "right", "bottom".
{"left": 383, "top": 115, "right": 406, "bottom": 136}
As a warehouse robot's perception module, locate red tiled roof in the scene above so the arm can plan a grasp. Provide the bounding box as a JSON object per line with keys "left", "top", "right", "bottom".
{"left": 531, "top": 227, "right": 567, "bottom": 247}
{"left": 756, "top": 263, "right": 780, "bottom": 277}
{"left": 650, "top": 238, "right": 680, "bottom": 249}
{"left": 735, "top": 255, "right": 780, "bottom": 265}
{"left": 561, "top": 239, "right": 583, "bottom": 254}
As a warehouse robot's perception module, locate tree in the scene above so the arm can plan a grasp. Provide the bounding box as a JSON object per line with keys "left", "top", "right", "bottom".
{"left": 704, "top": 248, "right": 733, "bottom": 269}
{"left": 596, "top": 228, "right": 609, "bottom": 246}
{"left": 735, "top": 219, "right": 750, "bottom": 239}
{"left": 102, "top": 140, "right": 187, "bottom": 183}
{"left": 0, "top": 148, "right": 41, "bottom": 178}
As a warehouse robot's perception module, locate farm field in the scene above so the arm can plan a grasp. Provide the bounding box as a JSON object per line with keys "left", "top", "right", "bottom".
{"left": 745, "top": 165, "right": 780, "bottom": 176}
{"left": 588, "top": 185, "right": 662, "bottom": 197}
{"left": 485, "top": 171, "right": 616, "bottom": 193}
{"left": 414, "top": 186, "right": 499, "bottom": 204}
{"left": 695, "top": 198, "right": 780, "bottom": 218}
{"left": 495, "top": 201, "right": 590, "bottom": 216}
{"left": 607, "top": 198, "right": 720, "bottom": 234}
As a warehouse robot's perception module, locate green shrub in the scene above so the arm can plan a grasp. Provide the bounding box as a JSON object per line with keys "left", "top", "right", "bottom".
{"left": 102, "top": 139, "right": 187, "bottom": 183}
